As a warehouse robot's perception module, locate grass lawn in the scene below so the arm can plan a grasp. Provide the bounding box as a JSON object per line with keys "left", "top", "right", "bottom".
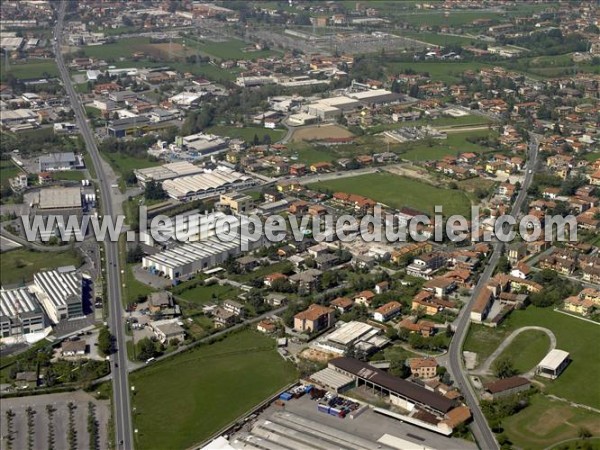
{"left": 583, "top": 151, "right": 600, "bottom": 162}
{"left": 309, "top": 172, "right": 472, "bottom": 216}
{"left": 385, "top": 61, "right": 489, "bottom": 83}
{"left": 101, "top": 152, "right": 160, "bottom": 177}
{"left": 130, "top": 329, "right": 298, "bottom": 450}
{"left": 502, "top": 394, "right": 600, "bottom": 450}
{"left": 465, "top": 306, "right": 600, "bottom": 409}
{"left": 51, "top": 170, "right": 86, "bottom": 181}
{"left": 293, "top": 147, "right": 337, "bottom": 165}
{"left": 177, "top": 283, "right": 240, "bottom": 304}
{"left": 0, "top": 60, "right": 59, "bottom": 81}
{"left": 549, "top": 438, "right": 600, "bottom": 450}
{"left": 496, "top": 330, "right": 551, "bottom": 374}
{"left": 0, "top": 249, "right": 80, "bottom": 285}
{"left": 207, "top": 125, "right": 285, "bottom": 143}
{"left": 79, "top": 37, "right": 151, "bottom": 60}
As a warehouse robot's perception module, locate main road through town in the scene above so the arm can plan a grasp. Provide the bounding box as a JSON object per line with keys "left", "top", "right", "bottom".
{"left": 447, "top": 133, "right": 541, "bottom": 450}
{"left": 54, "top": 2, "right": 134, "bottom": 449}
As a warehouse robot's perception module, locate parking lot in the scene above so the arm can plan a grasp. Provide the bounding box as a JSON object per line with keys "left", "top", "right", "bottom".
{"left": 0, "top": 391, "right": 110, "bottom": 450}
{"left": 230, "top": 391, "right": 477, "bottom": 450}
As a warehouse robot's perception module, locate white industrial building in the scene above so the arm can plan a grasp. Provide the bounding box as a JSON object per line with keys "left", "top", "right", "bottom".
{"left": 0, "top": 287, "right": 46, "bottom": 339}
{"left": 134, "top": 161, "right": 204, "bottom": 186}
{"left": 142, "top": 232, "right": 268, "bottom": 279}
{"left": 168, "top": 92, "right": 204, "bottom": 108}
{"left": 311, "top": 321, "right": 390, "bottom": 356}
{"left": 0, "top": 108, "right": 38, "bottom": 127}
{"left": 39, "top": 152, "right": 84, "bottom": 171}
{"left": 140, "top": 210, "right": 231, "bottom": 246}
{"left": 31, "top": 268, "right": 83, "bottom": 324}
{"left": 536, "top": 349, "right": 570, "bottom": 379}
{"left": 162, "top": 167, "right": 258, "bottom": 202}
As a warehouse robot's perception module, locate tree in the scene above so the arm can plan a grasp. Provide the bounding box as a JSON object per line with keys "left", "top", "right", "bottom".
{"left": 493, "top": 356, "right": 518, "bottom": 379}
{"left": 124, "top": 171, "right": 138, "bottom": 185}
{"left": 252, "top": 133, "right": 260, "bottom": 146}
{"left": 389, "top": 358, "right": 411, "bottom": 378}
{"left": 137, "top": 337, "right": 159, "bottom": 361}
{"left": 97, "top": 326, "right": 114, "bottom": 356}
{"left": 496, "top": 255, "right": 511, "bottom": 274}
{"left": 262, "top": 134, "right": 272, "bottom": 145}
{"left": 144, "top": 180, "right": 167, "bottom": 200}
{"left": 578, "top": 427, "right": 592, "bottom": 439}
{"left": 126, "top": 244, "right": 144, "bottom": 264}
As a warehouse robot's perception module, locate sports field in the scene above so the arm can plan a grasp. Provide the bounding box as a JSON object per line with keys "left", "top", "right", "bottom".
{"left": 465, "top": 306, "right": 600, "bottom": 409}
{"left": 290, "top": 124, "right": 355, "bottom": 143}
{"left": 183, "top": 37, "right": 280, "bottom": 60}
{"left": 309, "top": 172, "right": 472, "bottom": 216}
{"left": 502, "top": 394, "right": 600, "bottom": 449}
{"left": 495, "top": 330, "right": 551, "bottom": 374}
{"left": 130, "top": 330, "right": 297, "bottom": 450}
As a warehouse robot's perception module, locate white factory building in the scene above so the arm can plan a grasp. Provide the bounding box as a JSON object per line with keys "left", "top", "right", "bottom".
{"left": 142, "top": 233, "right": 268, "bottom": 280}
{"left": 0, "top": 287, "right": 46, "bottom": 339}
{"left": 31, "top": 268, "right": 83, "bottom": 324}
{"left": 140, "top": 210, "right": 233, "bottom": 246}
{"left": 181, "top": 133, "right": 229, "bottom": 156}
{"left": 162, "top": 167, "right": 258, "bottom": 202}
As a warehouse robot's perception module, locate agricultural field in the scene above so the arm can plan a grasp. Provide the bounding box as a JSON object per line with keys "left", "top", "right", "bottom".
{"left": 502, "top": 395, "right": 600, "bottom": 450}
{"left": 0, "top": 60, "right": 59, "bottom": 81}
{"left": 130, "top": 329, "right": 298, "bottom": 450}
{"left": 369, "top": 114, "right": 492, "bottom": 134}
{"left": 0, "top": 249, "right": 81, "bottom": 285}
{"left": 207, "top": 125, "right": 286, "bottom": 143}
{"left": 465, "top": 306, "right": 600, "bottom": 409}
{"left": 309, "top": 172, "right": 472, "bottom": 216}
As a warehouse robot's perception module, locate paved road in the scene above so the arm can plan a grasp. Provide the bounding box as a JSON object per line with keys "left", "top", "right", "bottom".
{"left": 54, "top": 4, "right": 134, "bottom": 449}
{"left": 446, "top": 133, "right": 541, "bottom": 449}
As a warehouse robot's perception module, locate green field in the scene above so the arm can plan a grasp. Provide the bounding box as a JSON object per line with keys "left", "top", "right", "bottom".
{"left": 309, "top": 172, "right": 472, "bottom": 216}
{"left": 176, "top": 283, "right": 240, "bottom": 304}
{"left": 399, "top": 129, "right": 496, "bottom": 161}
{"left": 184, "top": 37, "right": 280, "bottom": 61}
{"left": 465, "top": 306, "right": 600, "bottom": 409}
{"left": 369, "top": 115, "right": 492, "bottom": 134}
{"left": 397, "top": 11, "right": 500, "bottom": 27}
{"left": 0, "top": 160, "right": 23, "bottom": 187}
{"left": 130, "top": 330, "right": 298, "bottom": 450}
{"left": 294, "top": 147, "right": 336, "bottom": 165}
{"left": 79, "top": 37, "right": 152, "bottom": 60}
{"left": 502, "top": 394, "right": 600, "bottom": 450}
{"left": 101, "top": 152, "right": 159, "bottom": 177}
{"left": 0, "top": 60, "right": 59, "bottom": 81}
{"left": 0, "top": 249, "right": 81, "bottom": 285}
{"left": 207, "top": 125, "right": 286, "bottom": 143}
{"left": 386, "top": 61, "right": 489, "bottom": 83}
{"left": 496, "top": 330, "right": 551, "bottom": 374}
{"left": 550, "top": 438, "right": 600, "bottom": 450}
{"left": 51, "top": 170, "right": 86, "bottom": 181}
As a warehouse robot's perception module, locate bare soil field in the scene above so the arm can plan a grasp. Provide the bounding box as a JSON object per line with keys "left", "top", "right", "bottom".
{"left": 291, "top": 124, "right": 355, "bottom": 143}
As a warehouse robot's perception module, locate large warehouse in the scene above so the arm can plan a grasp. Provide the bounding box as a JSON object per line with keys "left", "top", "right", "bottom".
{"left": 0, "top": 287, "right": 46, "bottom": 339}
{"left": 31, "top": 268, "right": 83, "bottom": 324}
{"left": 162, "top": 167, "right": 258, "bottom": 202}
{"left": 142, "top": 231, "right": 268, "bottom": 279}
{"left": 134, "top": 161, "right": 204, "bottom": 186}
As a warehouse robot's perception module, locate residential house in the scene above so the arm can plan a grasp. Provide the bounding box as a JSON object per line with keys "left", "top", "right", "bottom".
{"left": 354, "top": 290, "right": 375, "bottom": 307}
{"left": 330, "top": 297, "right": 353, "bottom": 313}
{"left": 293, "top": 304, "right": 335, "bottom": 333}
{"left": 373, "top": 301, "right": 402, "bottom": 322}
{"left": 409, "top": 357, "right": 438, "bottom": 379}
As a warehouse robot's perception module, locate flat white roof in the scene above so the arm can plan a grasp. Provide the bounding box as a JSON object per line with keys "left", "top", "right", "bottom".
{"left": 162, "top": 168, "right": 254, "bottom": 198}
{"left": 0, "top": 287, "right": 41, "bottom": 317}
{"left": 538, "top": 349, "right": 570, "bottom": 370}
{"left": 310, "top": 367, "right": 354, "bottom": 391}
{"left": 38, "top": 187, "right": 82, "bottom": 209}
{"left": 135, "top": 161, "right": 203, "bottom": 182}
